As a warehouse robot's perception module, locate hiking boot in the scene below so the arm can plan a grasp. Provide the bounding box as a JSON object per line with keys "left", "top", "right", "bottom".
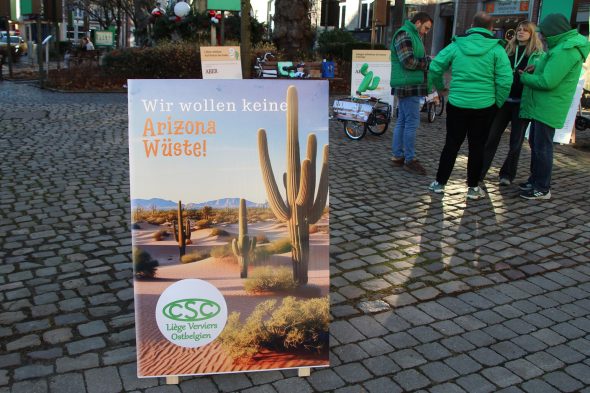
{"left": 403, "top": 159, "right": 427, "bottom": 176}
{"left": 520, "top": 189, "right": 551, "bottom": 200}
{"left": 519, "top": 181, "right": 533, "bottom": 191}
{"left": 390, "top": 156, "right": 404, "bottom": 167}
{"left": 499, "top": 177, "right": 511, "bottom": 186}
{"left": 466, "top": 186, "right": 486, "bottom": 200}
{"left": 428, "top": 181, "right": 445, "bottom": 194}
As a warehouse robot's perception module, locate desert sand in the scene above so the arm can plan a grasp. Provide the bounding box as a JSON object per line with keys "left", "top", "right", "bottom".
{"left": 133, "top": 217, "right": 329, "bottom": 376}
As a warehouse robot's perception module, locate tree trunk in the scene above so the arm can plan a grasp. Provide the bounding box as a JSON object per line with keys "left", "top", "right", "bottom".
{"left": 272, "top": 0, "right": 313, "bottom": 57}
{"left": 241, "top": 0, "right": 252, "bottom": 78}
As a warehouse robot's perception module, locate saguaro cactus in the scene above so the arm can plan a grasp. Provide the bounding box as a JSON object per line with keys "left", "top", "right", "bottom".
{"left": 258, "top": 85, "right": 329, "bottom": 285}
{"left": 356, "top": 63, "right": 380, "bottom": 95}
{"left": 172, "top": 200, "right": 192, "bottom": 257}
{"left": 232, "top": 199, "right": 257, "bottom": 278}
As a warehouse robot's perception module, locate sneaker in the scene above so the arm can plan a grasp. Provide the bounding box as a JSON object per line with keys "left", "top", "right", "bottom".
{"left": 519, "top": 182, "right": 533, "bottom": 191}
{"left": 428, "top": 181, "right": 445, "bottom": 194}
{"left": 390, "top": 156, "right": 404, "bottom": 167}
{"left": 466, "top": 186, "right": 486, "bottom": 200}
{"left": 520, "top": 189, "right": 551, "bottom": 200}
{"left": 499, "top": 177, "right": 511, "bottom": 186}
{"left": 403, "top": 159, "right": 427, "bottom": 176}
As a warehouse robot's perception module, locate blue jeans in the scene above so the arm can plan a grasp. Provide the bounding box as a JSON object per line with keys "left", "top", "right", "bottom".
{"left": 527, "top": 120, "right": 555, "bottom": 193}
{"left": 392, "top": 96, "right": 421, "bottom": 162}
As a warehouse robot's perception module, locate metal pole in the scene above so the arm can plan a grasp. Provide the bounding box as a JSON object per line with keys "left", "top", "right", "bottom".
{"left": 6, "top": 24, "right": 13, "bottom": 78}
{"left": 37, "top": 18, "right": 45, "bottom": 88}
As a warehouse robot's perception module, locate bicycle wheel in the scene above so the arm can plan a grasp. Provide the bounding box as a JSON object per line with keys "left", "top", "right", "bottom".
{"left": 343, "top": 120, "right": 367, "bottom": 140}
{"left": 367, "top": 112, "right": 389, "bottom": 135}
{"left": 435, "top": 95, "right": 445, "bottom": 116}
{"left": 427, "top": 103, "right": 436, "bottom": 123}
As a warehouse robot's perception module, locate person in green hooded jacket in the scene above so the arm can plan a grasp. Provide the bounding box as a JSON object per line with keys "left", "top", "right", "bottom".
{"left": 427, "top": 11, "right": 512, "bottom": 200}
{"left": 517, "top": 13, "right": 590, "bottom": 200}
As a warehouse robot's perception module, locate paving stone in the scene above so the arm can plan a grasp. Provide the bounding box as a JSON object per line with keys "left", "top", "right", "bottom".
{"left": 49, "top": 373, "right": 86, "bottom": 393}
{"left": 56, "top": 353, "right": 99, "bottom": 373}
{"left": 119, "top": 363, "right": 160, "bottom": 391}
{"left": 546, "top": 344, "right": 585, "bottom": 364}
{"left": 456, "top": 374, "right": 496, "bottom": 393}
{"left": 333, "top": 363, "right": 372, "bottom": 383}
{"left": 349, "top": 315, "right": 389, "bottom": 337}
{"left": 362, "top": 355, "right": 400, "bottom": 376}
{"left": 521, "top": 379, "right": 561, "bottom": 393}
{"left": 11, "top": 379, "right": 48, "bottom": 393}
{"left": 543, "top": 371, "right": 584, "bottom": 392}
{"left": 363, "top": 376, "right": 401, "bottom": 393}
{"left": 14, "top": 364, "right": 54, "bottom": 380}
{"left": 390, "top": 348, "right": 428, "bottom": 369}
{"left": 392, "top": 369, "right": 430, "bottom": 391}
{"left": 307, "top": 369, "right": 345, "bottom": 391}
{"left": 66, "top": 337, "right": 106, "bottom": 355}
{"left": 43, "top": 328, "right": 73, "bottom": 344}
{"left": 358, "top": 338, "right": 394, "bottom": 357}
{"left": 272, "top": 377, "right": 312, "bottom": 393}
{"left": 419, "top": 361, "right": 459, "bottom": 383}
{"left": 333, "top": 343, "right": 369, "bottom": 363}
{"left": 525, "top": 351, "right": 565, "bottom": 372}
{"left": 178, "top": 377, "right": 218, "bottom": 393}
{"left": 444, "top": 353, "right": 482, "bottom": 375}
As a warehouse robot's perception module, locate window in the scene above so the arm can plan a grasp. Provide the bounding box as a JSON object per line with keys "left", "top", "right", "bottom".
{"left": 360, "top": 0, "right": 374, "bottom": 29}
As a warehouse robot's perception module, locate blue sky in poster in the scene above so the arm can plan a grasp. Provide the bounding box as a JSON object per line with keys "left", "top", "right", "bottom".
{"left": 128, "top": 80, "right": 329, "bottom": 205}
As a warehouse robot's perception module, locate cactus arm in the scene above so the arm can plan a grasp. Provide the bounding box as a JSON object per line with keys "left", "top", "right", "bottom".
{"left": 258, "top": 129, "right": 290, "bottom": 221}
{"left": 177, "top": 201, "right": 184, "bottom": 246}
{"left": 172, "top": 221, "right": 179, "bottom": 242}
{"left": 185, "top": 219, "right": 191, "bottom": 240}
{"left": 309, "top": 145, "right": 329, "bottom": 224}
{"left": 232, "top": 238, "right": 240, "bottom": 256}
{"left": 250, "top": 237, "right": 257, "bottom": 252}
{"left": 360, "top": 63, "right": 369, "bottom": 75}
{"left": 286, "top": 86, "right": 301, "bottom": 211}
{"left": 238, "top": 199, "right": 247, "bottom": 235}
{"left": 295, "top": 159, "right": 312, "bottom": 208}
{"left": 368, "top": 76, "right": 381, "bottom": 90}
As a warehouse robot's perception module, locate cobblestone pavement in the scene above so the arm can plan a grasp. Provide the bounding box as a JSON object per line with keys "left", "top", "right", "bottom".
{"left": 1, "top": 81, "right": 590, "bottom": 393}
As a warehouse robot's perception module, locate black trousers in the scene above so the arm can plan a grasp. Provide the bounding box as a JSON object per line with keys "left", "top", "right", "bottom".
{"left": 480, "top": 101, "right": 529, "bottom": 182}
{"left": 436, "top": 102, "right": 497, "bottom": 188}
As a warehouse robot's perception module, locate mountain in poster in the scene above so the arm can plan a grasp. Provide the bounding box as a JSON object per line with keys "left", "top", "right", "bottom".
{"left": 131, "top": 198, "right": 266, "bottom": 209}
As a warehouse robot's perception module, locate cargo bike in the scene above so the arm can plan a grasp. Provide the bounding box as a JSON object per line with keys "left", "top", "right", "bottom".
{"left": 332, "top": 96, "right": 392, "bottom": 140}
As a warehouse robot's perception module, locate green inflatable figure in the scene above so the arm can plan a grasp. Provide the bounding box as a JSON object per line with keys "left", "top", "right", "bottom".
{"left": 356, "top": 63, "right": 380, "bottom": 95}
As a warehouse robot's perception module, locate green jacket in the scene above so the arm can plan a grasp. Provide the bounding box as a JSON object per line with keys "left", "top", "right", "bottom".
{"left": 520, "top": 29, "right": 590, "bottom": 129}
{"left": 428, "top": 28, "right": 512, "bottom": 109}
{"left": 390, "top": 20, "right": 427, "bottom": 87}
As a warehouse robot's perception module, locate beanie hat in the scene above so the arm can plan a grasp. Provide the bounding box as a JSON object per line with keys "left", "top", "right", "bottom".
{"left": 538, "top": 13, "right": 572, "bottom": 37}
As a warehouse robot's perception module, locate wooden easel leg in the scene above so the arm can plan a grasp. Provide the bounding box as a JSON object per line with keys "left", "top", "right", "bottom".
{"left": 166, "top": 376, "right": 180, "bottom": 384}
{"left": 298, "top": 368, "right": 311, "bottom": 377}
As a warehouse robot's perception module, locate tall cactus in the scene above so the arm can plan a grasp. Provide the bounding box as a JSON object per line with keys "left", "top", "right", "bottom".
{"left": 232, "top": 199, "right": 257, "bottom": 278}
{"left": 172, "top": 200, "right": 192, "bottom": 257}
{"left": 356, "top": 63, "right": 380, "bottom": 95}
{"left": 258, "top": 85, "right": 329, "bottom": 285}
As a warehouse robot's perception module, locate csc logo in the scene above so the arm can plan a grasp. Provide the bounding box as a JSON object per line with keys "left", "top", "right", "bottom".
{"left": 162, "top": 298, "right": 221, "bottom": 322}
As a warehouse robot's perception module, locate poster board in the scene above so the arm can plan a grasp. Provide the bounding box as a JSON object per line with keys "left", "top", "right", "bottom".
{"left": 200, "top": 46, "right": 242, "bottom": 79}
{"left": 351, "top": 50, "right": 393, "bottom": 107}
{"left": 128, "top": 80, "right": 330, "bottom": 377}
{"left": 94, "top": 31, "right": 114, "bottom": 48}
{"left": 525, "top": 78, "right": 584, "bottom": 144}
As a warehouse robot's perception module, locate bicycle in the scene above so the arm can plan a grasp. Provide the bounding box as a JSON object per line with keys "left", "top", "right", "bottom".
{"left": 254, "top": 52, "right": 277, "bottom": 78}
{"left": 394, "top": 91, "right": 445, "bottom": 123}
{"left": 333, "top": 96, "right": 391, "bottom": 140}
{"left": 422, "top": 91, "right": 445, "bottom": 123}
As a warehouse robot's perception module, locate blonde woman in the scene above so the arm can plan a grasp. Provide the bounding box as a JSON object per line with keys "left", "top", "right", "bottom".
{"left": 480, "top": 21, "right": 544, "bottom": 185}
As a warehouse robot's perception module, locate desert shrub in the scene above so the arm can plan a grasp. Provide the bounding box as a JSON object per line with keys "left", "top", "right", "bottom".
{"left": 209, "top": 228, "right": 230, "bottom": 237}
{"left": 181, "top": 251, "right": 209, "bottom": 264}
{"left": 309, "top": 225, "right": 318, "bottom": 234}
{"left": 133, "top": 247, "right": 159, "bottom": 278}
{"left": 146, "top": 216, "right": 168, "bottom": 225}
{"left": 195, "top": 219, "right": 212, "bottom": 229}
{"left": 266, "top": 237, "right": 292, "bottom": 254}
{"left": 252, "top": 237, "right": 291, "bottom": 263}
{"left": 131, "top": 222, "right": 141, "bottom": 230}
{"left": 152, "top": 229, "right": 168, "bottom": 241}
{"left": 218, "top": 296, "right": 329, "bottom": 359}
{"left": 102, "top": 42, "right": 202, "bottom": 79}
{"left": 244, "top": 267, "right": 296, "bottom": 293}
{"left": 210, "top": 243, "right": 235, "bottom": 259}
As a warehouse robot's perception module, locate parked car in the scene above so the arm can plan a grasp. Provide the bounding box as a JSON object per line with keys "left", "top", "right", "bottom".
{"left": 0, "top": 36, "right": 28, "bottom": 56}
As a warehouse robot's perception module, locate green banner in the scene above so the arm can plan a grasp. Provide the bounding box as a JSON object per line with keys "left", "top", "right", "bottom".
{"left": 539, "top": 0, "right": 574, "bottom": 23}
{"left": 207, "top": 0, "right": 240, "bottom": 11}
